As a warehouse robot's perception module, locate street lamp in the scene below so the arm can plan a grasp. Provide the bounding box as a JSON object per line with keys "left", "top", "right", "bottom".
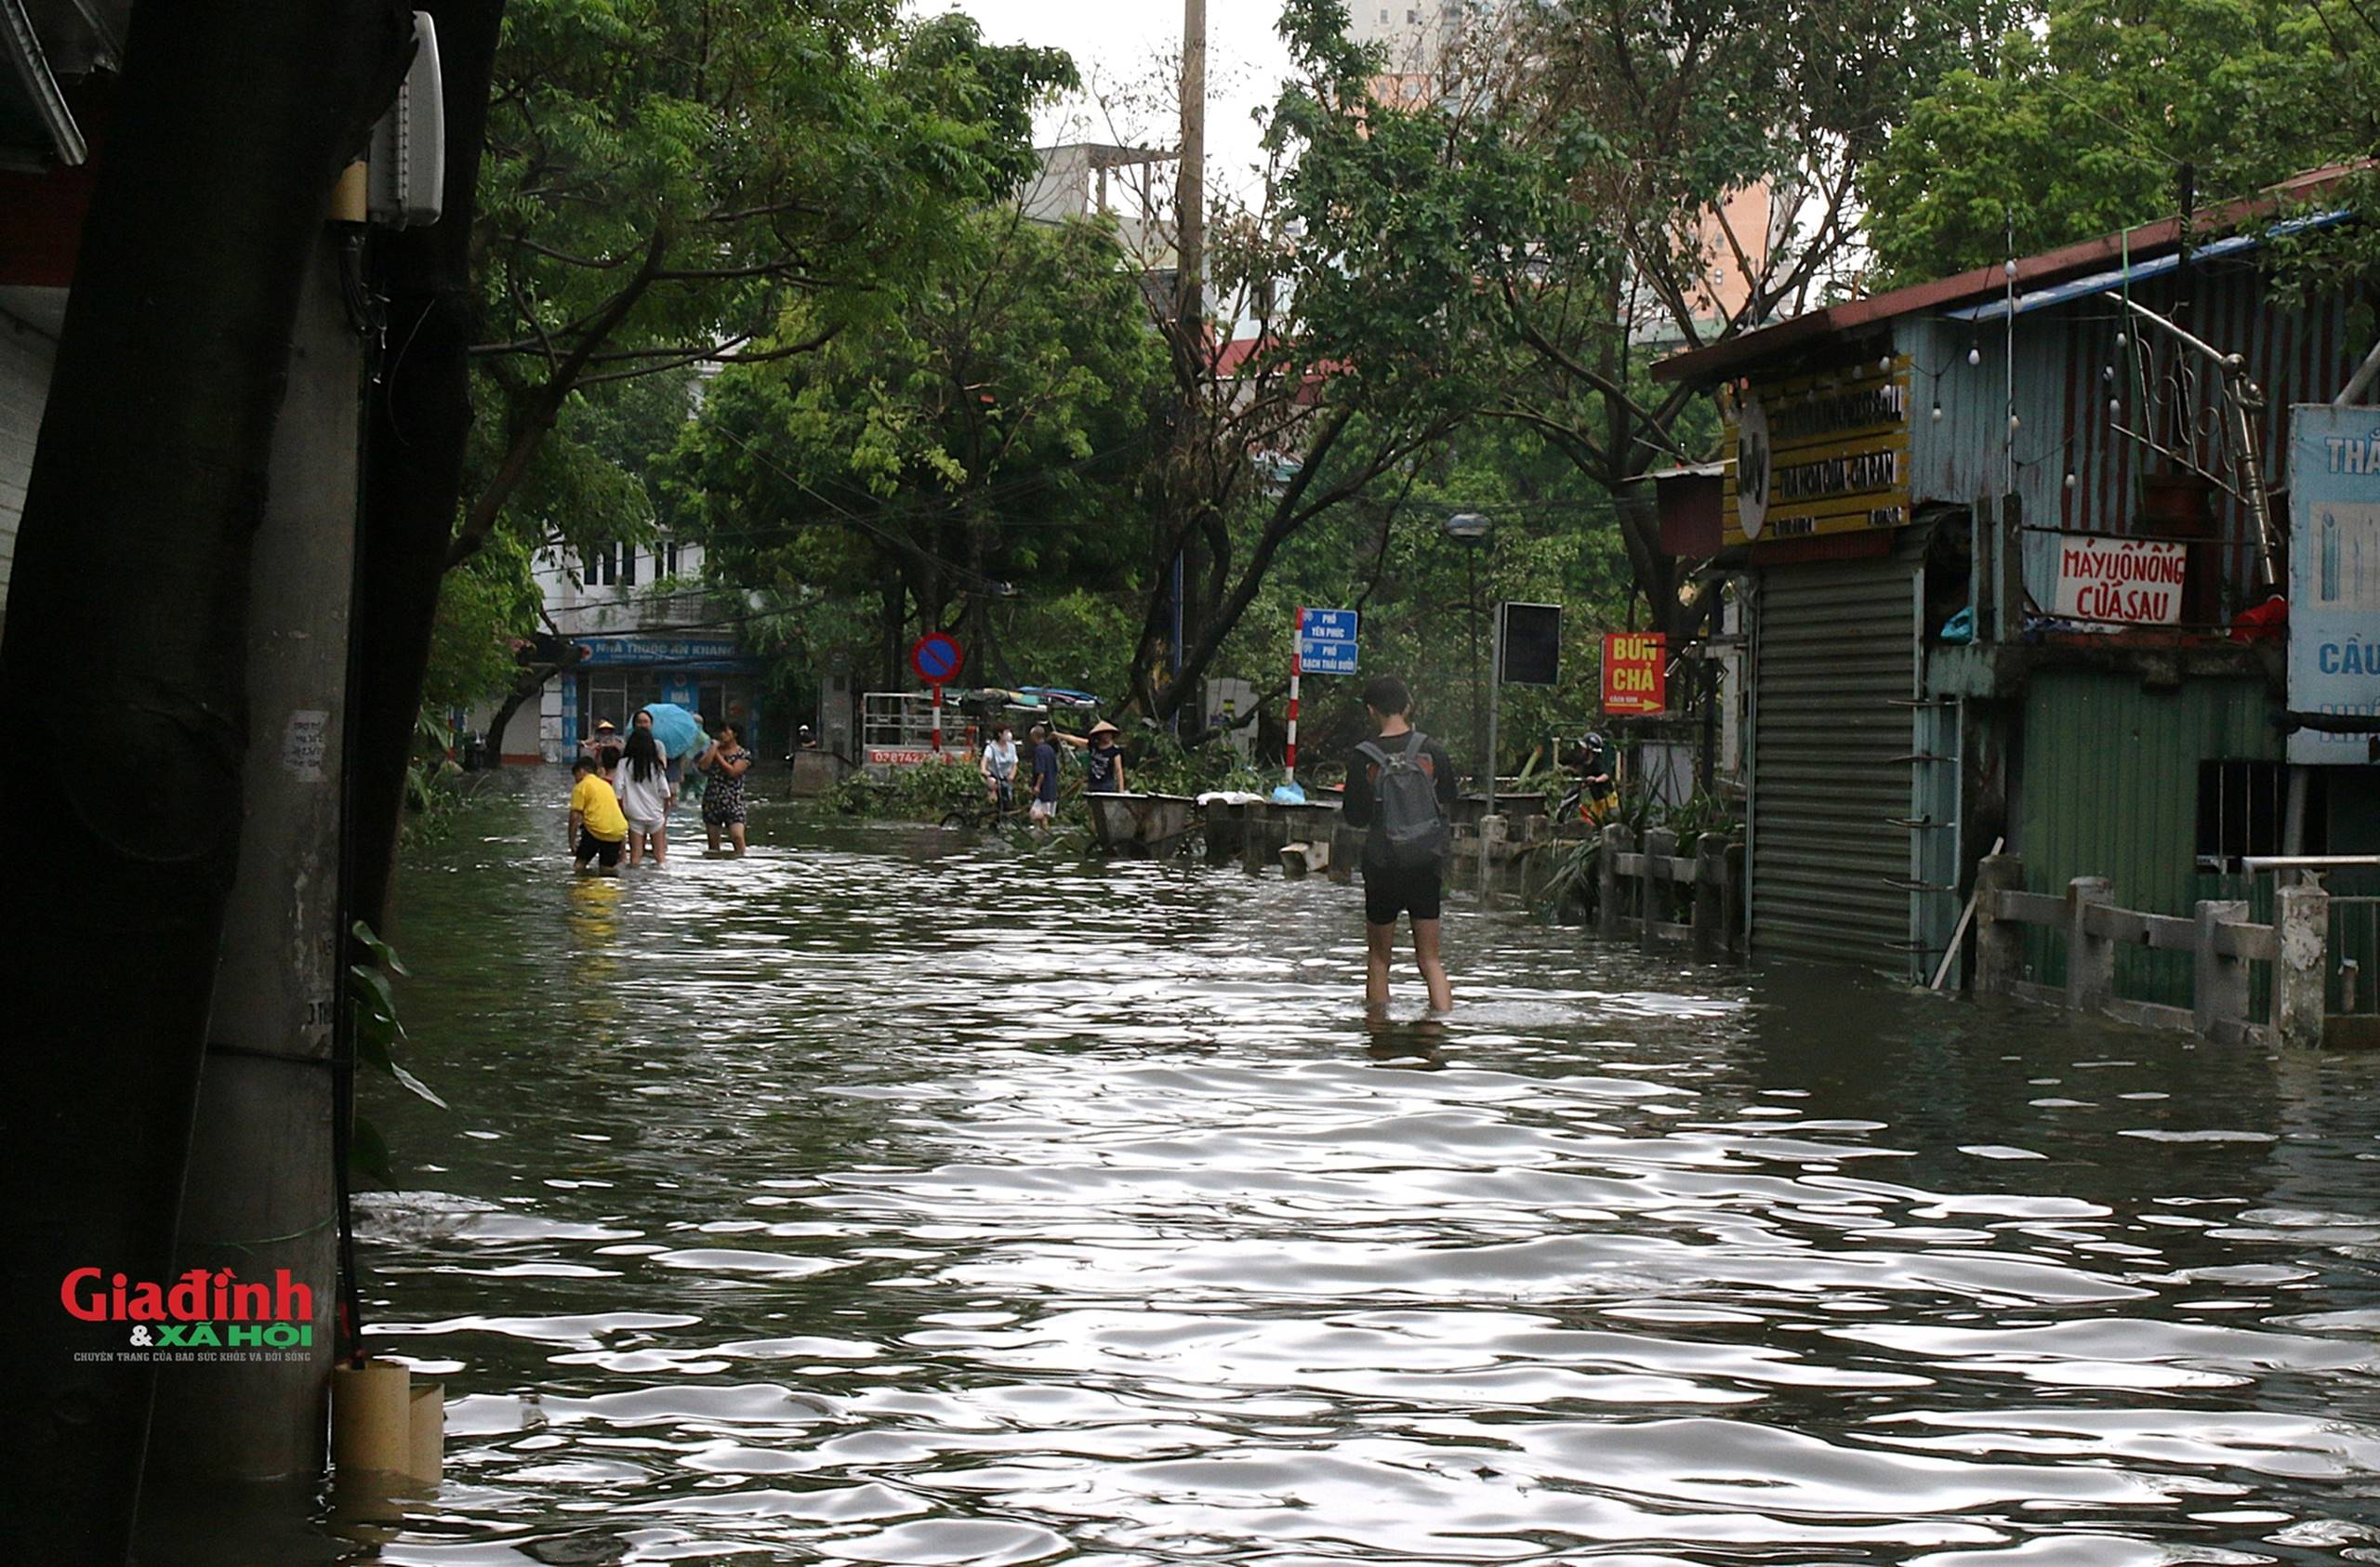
{"left": 1444, "top": 513, "right": 1493, "bottom": 808}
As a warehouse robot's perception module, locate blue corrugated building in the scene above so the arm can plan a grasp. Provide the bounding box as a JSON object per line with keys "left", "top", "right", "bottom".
{"left": 1655, "top": 166, "right": 2379, "bottom": 1007}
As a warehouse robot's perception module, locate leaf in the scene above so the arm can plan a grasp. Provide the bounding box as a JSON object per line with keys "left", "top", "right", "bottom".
{"left": 353, "top": 1011, "right": 399, "bottom": 1075}
{"left": 349, "top": 1115, "right": 393, "bottom": 1183}
{"left": 350, "top": 918, "right": 411, "bottom": 978}
{"left": 350, "top": 967, "right": 399, "bottom": 1021}
{"left": 390, "top": 1062, "right": 450, "bottom": 1111}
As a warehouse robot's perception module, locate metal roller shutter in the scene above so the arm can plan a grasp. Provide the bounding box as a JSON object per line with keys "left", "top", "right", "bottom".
{"left": 1750, "top": 547, "right": 1919, "bottom": 974}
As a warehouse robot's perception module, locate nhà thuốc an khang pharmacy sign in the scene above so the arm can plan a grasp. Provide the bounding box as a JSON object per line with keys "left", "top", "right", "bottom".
{"left": 1723, "top": 357, "right": 1912, "bottom": 546}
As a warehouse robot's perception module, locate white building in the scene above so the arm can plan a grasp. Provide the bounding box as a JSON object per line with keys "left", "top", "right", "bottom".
{"left": 475, "top": 534, "right": 768, "bottom": 764}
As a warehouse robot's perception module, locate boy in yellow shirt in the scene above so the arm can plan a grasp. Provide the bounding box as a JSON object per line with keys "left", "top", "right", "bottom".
{"left": 568, "top": 755, "right": 629, "bottom": 874}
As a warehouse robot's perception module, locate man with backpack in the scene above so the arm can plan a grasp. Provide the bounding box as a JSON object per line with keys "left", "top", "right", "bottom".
{"left": 1342, "top": 675, "right": 1459, "bottom": 1013}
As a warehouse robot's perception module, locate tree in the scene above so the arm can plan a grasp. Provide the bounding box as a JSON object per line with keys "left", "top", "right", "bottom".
{"left": 671, "top": 207, "right": 1166, "bottom": 693}
{"left": 452, "top": 1, "right": 1076, "bottom": 572}
{"left": 350, "top": 0, "right": 1077, "bottom": 909}
{"left": 1090, "top": 8, "right": 1503, "bottom": 726}
{"left": 1264, "top": 0, "right": 2015, "bottom": 639}
{"left": 0, "top": 4, "right": 416, "bottom": 1554}
{"left": 1862, "top": 0, "right": 2354, "bottom": 285}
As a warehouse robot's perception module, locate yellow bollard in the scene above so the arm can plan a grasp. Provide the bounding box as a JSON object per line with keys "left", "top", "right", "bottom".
{"left": 332, "top": 1359, "right": 408, "bottom": 1475}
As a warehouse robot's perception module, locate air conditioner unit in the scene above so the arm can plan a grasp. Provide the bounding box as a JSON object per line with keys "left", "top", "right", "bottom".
{"left": 368, "top": 11, "right": 443, "bottom": 229}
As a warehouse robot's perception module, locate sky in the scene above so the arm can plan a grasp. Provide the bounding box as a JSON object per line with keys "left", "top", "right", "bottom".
{"left": 919, "top": 1, "right": 1295, "bottom": 200}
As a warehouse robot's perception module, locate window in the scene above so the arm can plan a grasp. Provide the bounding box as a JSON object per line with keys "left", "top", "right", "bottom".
{"left": 620, "top": 546, "right": 638, "bottom": 587}
{"left": 1407, "top": 7, "right": 1420, "bottom": 21}
{"left": 583, "top": 545, "right": 616, "bottom": 587}
{"left": 588, "top": 672, "right": 628, "bottom": 733}
{"left": 2195, "top": 760, "right": 2298, "bottom": 871}
{"left": 663, "top": 540, "right": 681, "bottom": 576}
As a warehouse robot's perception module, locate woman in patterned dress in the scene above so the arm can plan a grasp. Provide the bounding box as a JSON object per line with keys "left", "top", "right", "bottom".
{"left": 696, "top": 720, "right": 754, "bottom": 856}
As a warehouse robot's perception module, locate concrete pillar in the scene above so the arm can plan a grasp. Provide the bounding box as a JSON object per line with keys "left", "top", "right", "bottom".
{"left": 148, "top": 232, "right": 355, "bottom": 1484}
{"left": 1692, "top": 833, "right": 1726, "bottom": 961}
{"left": 2277, "top": 879, "right": 2331, "bottom": 1049}
{"left": 1478, "top": 812, "right": 1508, "bottom": 896}
{"left": 1640, "top": 827, "right": 1676, "bottom": 954}
{"left": 2065, "top": 876, "right": 2115, "bottom": 1014}
{"left": 1597, "top": 823, "right": 1633, "bottom": 942}
{"left": 2193, "top": 898, "right": 2251, "bottom": 1039}
{"left": 1973, "top": 852, "right": 2024, "bottom": 995}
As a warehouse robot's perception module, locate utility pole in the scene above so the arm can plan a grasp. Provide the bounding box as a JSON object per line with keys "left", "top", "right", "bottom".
{"left": 142, "top": 218, "right": 359, "bottom": 1512}
{"left": 1169, "top": 0, "right": 1208, "bottom": 722}
{"left": 1178, "top": 0, "right": 1205, "bottom": 339}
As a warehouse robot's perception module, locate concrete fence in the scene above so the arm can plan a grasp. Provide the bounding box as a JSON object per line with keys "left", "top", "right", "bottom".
{"left": 1972, "top": 852, "right": 2327, "bottom": 1048}
{"left": 1593, "top": 824, "right": 1745, "bottom": 962}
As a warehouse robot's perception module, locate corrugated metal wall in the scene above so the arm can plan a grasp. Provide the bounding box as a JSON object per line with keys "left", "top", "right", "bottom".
{"left": 2016, "top": 670, "right": 2279, "bottom": 1003}
{"left": 1902, "top": 263, "right": 2356, "bottom": 619}
{"left": 1750, "top": 548, "right": 1919, "bottom": 974}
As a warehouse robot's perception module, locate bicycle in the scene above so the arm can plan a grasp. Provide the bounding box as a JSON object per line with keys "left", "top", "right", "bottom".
{"left": 940, "top": 780, "right": 1025, "bottom": 833}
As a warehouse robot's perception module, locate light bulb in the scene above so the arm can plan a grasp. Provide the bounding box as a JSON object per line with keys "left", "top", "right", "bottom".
{"left": 2064, "top": 472, "right": 2078, "bottom": 490}
{"left": 1931, "top": 402, "right": 1943, "bottom": 421}
{"left": 1967, "top": 347, "right": 1982, "bottom": 366}
{"left": 2009, "top": 413, "right": 2021, "bottom": 431}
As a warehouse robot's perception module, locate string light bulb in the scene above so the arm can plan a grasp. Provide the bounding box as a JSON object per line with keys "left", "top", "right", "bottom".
{"left": 1967, "top": 346, "right": 1982, "bottom": 367}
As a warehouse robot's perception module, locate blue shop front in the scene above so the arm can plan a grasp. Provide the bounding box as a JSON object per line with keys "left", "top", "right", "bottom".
{"left": 567, "top": 634, "right": 768, "bottom": 757}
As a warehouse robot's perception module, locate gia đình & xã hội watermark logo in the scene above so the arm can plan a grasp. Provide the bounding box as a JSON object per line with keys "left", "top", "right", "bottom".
{"left": 60, "top": 1267, "right": 320, "bottom": 1364}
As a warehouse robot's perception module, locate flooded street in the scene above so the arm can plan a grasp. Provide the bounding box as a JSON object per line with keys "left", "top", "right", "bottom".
{"left": 360, "top": 775, "right": 2380, "bottom": 1564}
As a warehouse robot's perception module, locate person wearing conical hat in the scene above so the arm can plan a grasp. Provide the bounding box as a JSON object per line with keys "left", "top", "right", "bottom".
{"left": 1054, "top": 718, "right": 1129, "bottom": 795}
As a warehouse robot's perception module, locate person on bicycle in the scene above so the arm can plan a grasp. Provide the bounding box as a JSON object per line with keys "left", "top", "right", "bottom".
{"left": 980, "top": 724, "right": 1019, "bottom": 812}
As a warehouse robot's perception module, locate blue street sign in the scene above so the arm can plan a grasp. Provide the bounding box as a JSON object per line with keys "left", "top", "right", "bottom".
{"left": 1296, "top": 607, "right": 1358, "bottom": 674}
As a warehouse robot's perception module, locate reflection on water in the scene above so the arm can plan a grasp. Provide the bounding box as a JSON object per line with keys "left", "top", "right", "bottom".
{"left": 356, "top": 772, "right": 2380, "bottom": 1564}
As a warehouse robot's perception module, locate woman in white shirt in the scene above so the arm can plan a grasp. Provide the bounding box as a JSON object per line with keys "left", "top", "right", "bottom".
{"left": 980, "top": 725, "right": 1019, "bottom": 813}
{"left": 615, "top": 726, "right": 676, "bottom": 865}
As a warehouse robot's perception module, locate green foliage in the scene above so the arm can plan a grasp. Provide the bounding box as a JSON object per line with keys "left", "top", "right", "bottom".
{"left": 400, "top": 712, "right": 470, "bottom": 849}
{"left": 1200, "top": 419, "right": 1633, "bottom": 781}
{"left": 1864, "top": 0, "right": 2356, "bottom": 285}
{"left": 456, "top": 0, "right": 1078, "bottom": 571}
{"left": 670, "top": 209, "right": 1166, "bottom": 695}
{"left": 423, "top": 532, "right": 543, "bottom": 715}
{"left": 1266, "top": 0, "right": 2016, "bottom": 634}
{"left": 349, "top": 919, "right": 444, "bottom": 1183}
{"left": 823, "top": 758, "right": 989, "bottom": 821}
{"left": 1530, "top": 789, "right": 1746, "bottom": 917}
{"left": 1125, "top": 732, "right": 1269, "bottom": 798}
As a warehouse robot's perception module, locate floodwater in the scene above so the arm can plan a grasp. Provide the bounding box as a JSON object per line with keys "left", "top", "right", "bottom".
{"left": 351, "top": 772, "right": 2380, "bottom": 1564}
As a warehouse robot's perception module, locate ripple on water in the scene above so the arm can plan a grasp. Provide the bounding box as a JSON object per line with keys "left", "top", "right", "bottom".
{"left": 351, "top": 789, "right": 2380, "bottom": 1564}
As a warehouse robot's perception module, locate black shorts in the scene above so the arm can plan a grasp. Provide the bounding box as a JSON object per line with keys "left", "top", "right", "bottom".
{"left": 1363, "top": 861, "right": 1444, "bottom": 925}
{"left": 575, "top": 831, "right": 623, "bottom": 867}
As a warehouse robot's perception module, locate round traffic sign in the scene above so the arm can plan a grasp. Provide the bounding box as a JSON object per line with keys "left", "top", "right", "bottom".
{"left": 909, "top": 632, "right": 962, "bottom": 685}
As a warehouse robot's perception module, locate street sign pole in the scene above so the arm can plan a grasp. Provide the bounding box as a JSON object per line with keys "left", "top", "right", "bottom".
{"left": 1286, "top": 606, "right": 1302, "bottom": 785}
{"left": 908, "top": 632, "right": 964, "bottom": 757}
{"left": 1487, "top": 601, "right": 1503, "bottom": 818}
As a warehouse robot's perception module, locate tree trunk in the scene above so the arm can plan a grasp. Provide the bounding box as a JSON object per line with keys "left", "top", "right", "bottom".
{"left": 0, "top": 2, "right": 414, "bottom": 1556}
{"left": 350, "top": 0, "right": 504, "bottom": 938}
{"left": 483, "top": 649, "right": 582, "bottom": 765}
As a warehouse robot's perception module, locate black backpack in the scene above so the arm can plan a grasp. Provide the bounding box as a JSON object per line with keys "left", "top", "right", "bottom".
{"left": 1356, "top": 731, "right": 1450, "bottom": 871}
